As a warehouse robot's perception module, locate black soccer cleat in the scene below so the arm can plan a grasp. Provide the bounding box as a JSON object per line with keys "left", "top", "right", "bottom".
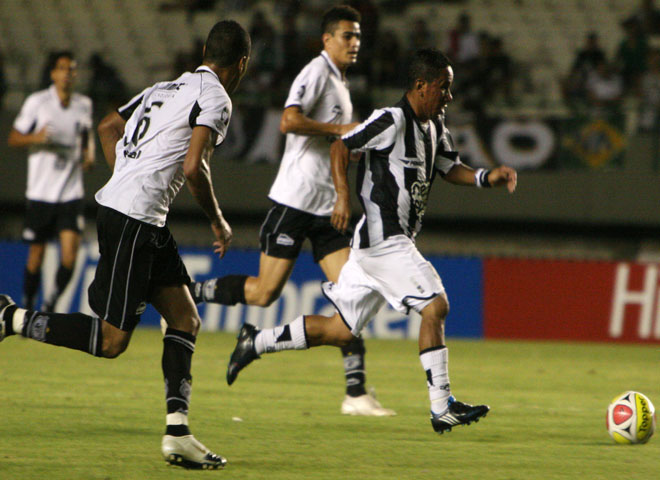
{"left": 430, "top": 397, "right": 490, "bottom": 434}
{"left": 0, "top": 294, "right": 16, "bottom": 342}
{"left": 226, "top": 323, "right": 260, "bottom": 385}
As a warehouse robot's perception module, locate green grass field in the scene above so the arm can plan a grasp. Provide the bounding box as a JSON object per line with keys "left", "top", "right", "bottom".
{"left": 0, "top": 329, "right": 658, "bottom": 479}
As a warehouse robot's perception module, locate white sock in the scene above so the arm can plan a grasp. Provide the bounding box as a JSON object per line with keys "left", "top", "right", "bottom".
{"left": 13, "top": 308, "right": 27, "bottom": 335}
{"left": 166, "top": 412, "right": 189, "bottom": 426}
{"left": 420, "top": 346, "right": 451, "bottom": 414}
{"left": 254, "top": 316, "right": 308, "bottom": 355}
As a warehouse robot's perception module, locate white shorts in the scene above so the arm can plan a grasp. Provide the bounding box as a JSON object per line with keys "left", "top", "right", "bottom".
{"left": 322, "top": 235, "right": 446, "bottom": 336}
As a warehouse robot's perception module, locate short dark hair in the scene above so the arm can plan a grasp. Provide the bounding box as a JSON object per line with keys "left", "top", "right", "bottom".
{"left": 203, "top": 20, "right": 251, "bottom": 67}
{"left": 47, "top": 50, "right": 74, "bottom": 71}
{"left": 321, "top": 5, "right": 361, "bottom": 34}
{"left": 407, "top": 48, "right": 452, "bottom": 89}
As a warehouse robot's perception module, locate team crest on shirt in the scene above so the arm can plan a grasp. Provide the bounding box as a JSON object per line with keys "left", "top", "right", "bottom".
{"left": 410, "top": 180, "right": 430, "bottom": 218}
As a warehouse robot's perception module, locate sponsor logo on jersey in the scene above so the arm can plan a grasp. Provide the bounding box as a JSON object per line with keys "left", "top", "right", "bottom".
{"left": 276, "top": 233, "right": 295, "bottom": 246}
{"left": 400, "top": 158, "right": 424, "bottom": 167}
{"left": 410, "top": 180, "right": 430, "bottom": 217}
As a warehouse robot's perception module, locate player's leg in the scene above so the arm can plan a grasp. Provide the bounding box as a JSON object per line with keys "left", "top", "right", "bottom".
{"left": 418, "top": 294, "right": 489, "bottom": 434}
{"left": 150, "top": 223, "right": 226, "bottom": 469}
{"left": 23, "top": 242, "right": 45, "bottom": 309}
{"left": 318, "top": 246, "right": 395, "bottom": 416}
{"left": 42, "top": 229, "right": 81, "bottom": 311}
{"left": 227, "top": 252, "right": 385, "bottom": 385}
{"left": 189, "top": 203, "right": 303, "bottom": 306}
{"left": 21, "top": 200, "right": 53, "bottom": 309}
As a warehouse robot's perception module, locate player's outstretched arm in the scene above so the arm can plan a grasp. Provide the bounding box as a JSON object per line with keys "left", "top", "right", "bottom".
{"left": 184, "top": 125, "right": 232, "bottom": 258}
{"left": 7, "top": 127, "right": 51, "bottom": 148}
{"left": 330, "top": 139, "right": 351, "bottom": 233}
{"left": 280, "top": 106, "right": 359, "bottom": 137}
{"left": 97, "top": 111, "right": 126, "bottom": 171}
{"left": 443, "top": 164, "right": 517, "bottom": 193}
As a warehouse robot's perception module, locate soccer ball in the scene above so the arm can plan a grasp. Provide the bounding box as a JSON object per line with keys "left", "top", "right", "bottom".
{"left": 606, "top": 391, "right": 656, "bottom": 444}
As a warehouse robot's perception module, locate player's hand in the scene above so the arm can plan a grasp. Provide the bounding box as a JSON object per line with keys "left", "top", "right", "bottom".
{"left": 211, "top": 217, "right": 233, "bottom": 259}
{"left": 33, "top": 126, "right": 51, "bottom": 145}
{"left": 488, "top": 166, "right": 517, "bottom": 193}
{"left": 331, "top": 195, "right": 351, "bottom": 234}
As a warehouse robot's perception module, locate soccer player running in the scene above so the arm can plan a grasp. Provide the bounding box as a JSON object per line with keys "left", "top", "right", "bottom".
{"left": 8, "top": 51, "right": 94, "bottom": 312}
{"left": 0, "top": 20, "right": 250, "bottom": 468}
{"left": 190, "top": 5, "right": 394, "bottom": 417}
{"left": 226, "top": 48, "right": 518, "bottom": 434}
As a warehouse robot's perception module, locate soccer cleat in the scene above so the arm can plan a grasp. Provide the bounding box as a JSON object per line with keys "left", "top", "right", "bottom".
{"left": 341, "top": 388, "right": 397, "bottom": 416}
{"left": 430, "top": 397, "right": 489, "bottom": 434}
{"left": 162, "top": 434, "right": 226, "bottom": 470}
{"left": 226, "top": 323, "right": 260, "bottom": 385}
{"left": 0, "top": 294, "right": 16, "bottom": 342}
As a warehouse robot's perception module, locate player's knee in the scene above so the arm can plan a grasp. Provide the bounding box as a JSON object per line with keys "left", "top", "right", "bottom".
{"left": 252, "top": 288, "right": 280, "bottom": 307}
{"left": 100, "top": 338, "right": 128, "bottom": 358}
{"left": 335, "top": 329, "right": 357, "bottom": 347}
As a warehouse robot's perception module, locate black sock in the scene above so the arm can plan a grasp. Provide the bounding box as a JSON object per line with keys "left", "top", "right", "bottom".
{"left": 23, "top": 268, "right": 40, "bottom": 310}
{"left": 162, "top": 328, "right": 196, "bottom": 416}
{"left": 341, "top": 336, "right": 367, "bottom": 397}
{"left": 43, "top": 265, "right": 74, "bottom": 309}
{"left": 200, "top": 275, "right": 247, "bottom": 305}
{"left": 21, "top": 310, "right": 103, "bottom": 356}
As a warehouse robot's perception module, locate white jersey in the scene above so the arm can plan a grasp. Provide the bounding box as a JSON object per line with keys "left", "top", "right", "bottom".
{"left": 13, "top": 85, "right": 93, "bottom": 203}
{"left": 95, "top": 66, "right": 231, "bottom": 227}
{"left": 268, "top": 51, "right": 353, "bottom": 216}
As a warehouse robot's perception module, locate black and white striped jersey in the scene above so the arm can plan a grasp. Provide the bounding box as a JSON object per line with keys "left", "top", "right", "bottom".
{"left": 341, "top": 95, "right": 461, "bottom": 249}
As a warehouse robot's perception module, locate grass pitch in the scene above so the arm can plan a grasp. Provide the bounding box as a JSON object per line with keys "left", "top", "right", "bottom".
{"left": 0, "top": 329, "right": 658, "bottom": 479}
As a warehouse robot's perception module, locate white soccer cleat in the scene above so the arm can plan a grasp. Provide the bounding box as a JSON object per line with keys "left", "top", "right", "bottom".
{"left": 161, "top": 434, "right": 227, "bottom": 470}
{"left": 0, "top": 294, "right": 16, "bottom": 342}
{"left": 341, "top": 389, "right": 396, "bottom": 416}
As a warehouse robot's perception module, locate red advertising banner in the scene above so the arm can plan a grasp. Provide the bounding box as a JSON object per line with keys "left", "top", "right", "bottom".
{"left": 484, "top": 259, "right": 660, "bottom": 344}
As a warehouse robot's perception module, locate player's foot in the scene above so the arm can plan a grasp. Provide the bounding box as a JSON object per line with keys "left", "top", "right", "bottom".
{"left": 162, "top": 434, "right": 226, "bottom": 470}
{"left": 430, "top": 397, "right": 489, "bottom": 434}
{"left": 227, "top": 323, "right": 260, "bottom": 385}
{"left": 0, "top": 294, "right": 16, "bottom": 342}
{"left": 341, "top": 388, "right": 396, "bottom": 416}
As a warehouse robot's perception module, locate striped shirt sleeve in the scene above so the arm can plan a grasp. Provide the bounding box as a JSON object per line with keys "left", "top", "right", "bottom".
{"left": 341, "top": 109, "right": 396, "bottom": 152}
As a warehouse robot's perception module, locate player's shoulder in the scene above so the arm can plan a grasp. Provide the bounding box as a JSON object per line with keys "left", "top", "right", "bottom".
{"left": 367, "top": 106, "right": 404, "bottom": 126}
{"left": 298, "top": 54, "right": 331, "bottom": 80}
{"left": 23, "top": 88, "right": 51, "bottom": 105}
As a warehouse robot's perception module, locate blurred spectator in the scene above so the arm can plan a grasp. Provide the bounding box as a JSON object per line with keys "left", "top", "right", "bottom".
{"left": 347, "top": 0, "right": 380, "bottom": 84}
{"left": 244, "top": 10, "right": 282, "bottom": 104}
{"left": 614, "top": 17, "right": 649, "bottom": 93}
{"left": 480, "top": 36, "right": 513, "bottom": 104}
{"left": 159, "top": 0, "right": 217, "bottom": 22}
{"left": 409, "top": 17, "right": 435, "bottom": 52}
{"left": 639, "top": 49, "right": 660, "bottom": 130}
{"left": 0, "top": 50, "right": 7, "bottom": 109}
{"left": 628, "top": 0, "right": 660, "bottom": 36}
{"left": 172, "top": 38, "right": 204, "bottom": 78}
{"left": 446, "top": 12, "right": 480, "bottom": 66}
{"left": 88, "top": 53, "right": 128, "bottom": 118}
{"left": 563, "top": 32, "right": 606, "bottom": 103}
{"left": 280, "top": 14, "right": 302, "bottom": 82}
{"left": 585, "top": 58, "right": 623, "bottom": 110}
{"left": 374, "top": 30, "right": 404, "bottom": 87}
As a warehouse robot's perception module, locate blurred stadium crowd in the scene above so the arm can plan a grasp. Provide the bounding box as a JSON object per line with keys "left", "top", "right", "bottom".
{"left": 1, "top": 0, "right": 660, "bottom": 260}
{"left": 0, "top": 0, "right": 656, "bottom": 122}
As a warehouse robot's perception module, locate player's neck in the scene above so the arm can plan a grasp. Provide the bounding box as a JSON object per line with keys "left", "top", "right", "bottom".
{"left": 405, "top": 92, "right": 430, "bottom": 122}
{"left": 324, "top": 51, "right": 348, "bottom": 79}
{"left": 55, "top": 86, "right": 72, "bottom": 108}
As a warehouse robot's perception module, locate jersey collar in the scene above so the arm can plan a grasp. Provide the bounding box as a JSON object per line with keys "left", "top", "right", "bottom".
{"left": 320, "top": 51, "right": 342, "bottom": 79}
{"left": 194, "top": 65, "right": 220, "bottom": 83}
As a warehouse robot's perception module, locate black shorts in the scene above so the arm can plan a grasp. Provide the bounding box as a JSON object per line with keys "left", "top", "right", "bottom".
{"left": 88, "top": 206, "right": 190, "bottom": 332}
{"left": 259, "top": 202, "right": 350, "bottom": 263}
{"left": 22, "top": 199, "right": 84, "bottom": 242}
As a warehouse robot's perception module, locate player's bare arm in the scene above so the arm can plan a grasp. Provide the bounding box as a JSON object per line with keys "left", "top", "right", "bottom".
{"left": 82, "top": 127, "right": 95, "bottom": 171}
{"left": 444, "top": 163, "right": 517, "bottom": 193}
{"left": 97, "top": 111, "right": 126, "bottom": 170}
{"left": 280, "top": 105, "right": 359, "bottom": 137}
{"left": 330, "top": 139, "right": 351, "bottom": 233}
{"left": 7, "top": 127, "right": 51, "bottom": 148}
{"left": 184, "top": 125, "right": 232, "bottom": 258}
